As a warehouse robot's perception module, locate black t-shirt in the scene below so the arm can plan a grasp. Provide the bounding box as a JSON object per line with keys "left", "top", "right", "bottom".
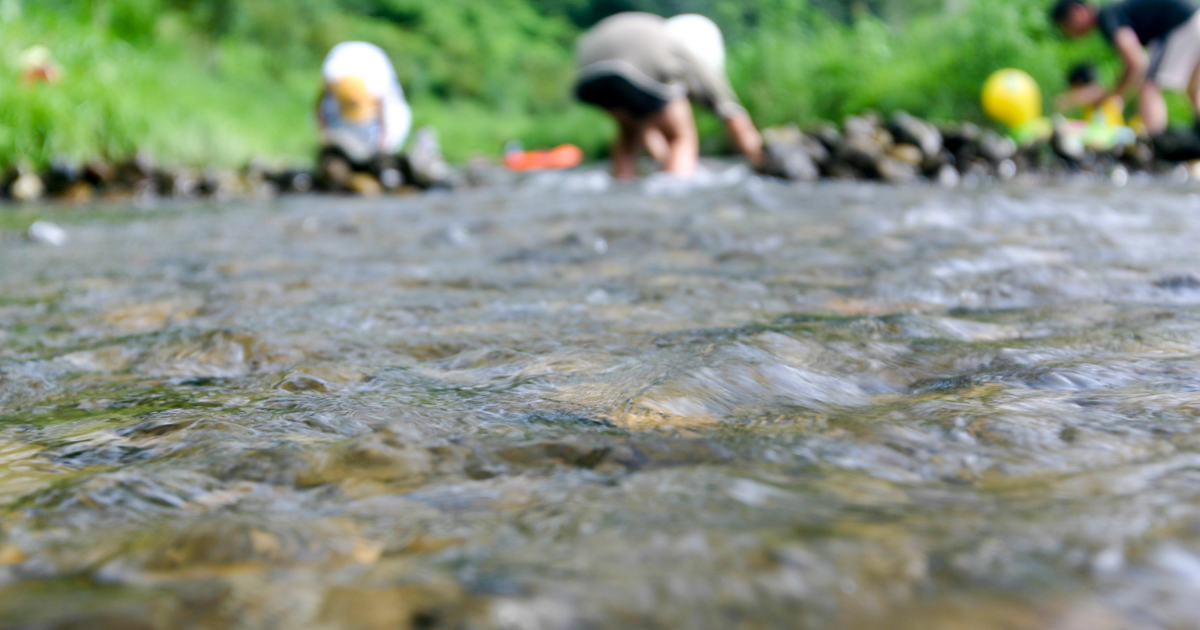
{"left": 1098, "top": 0, "right": 1197, "bottom": 44}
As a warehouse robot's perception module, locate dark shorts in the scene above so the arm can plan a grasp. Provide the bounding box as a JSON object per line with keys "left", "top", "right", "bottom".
{"left": 575, "top": 73, "right": 670, "bottom": 119}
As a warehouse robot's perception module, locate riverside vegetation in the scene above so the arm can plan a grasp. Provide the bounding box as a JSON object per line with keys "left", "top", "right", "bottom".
{"left": 0, "top": 0, "right": 1175, "bottom": 171}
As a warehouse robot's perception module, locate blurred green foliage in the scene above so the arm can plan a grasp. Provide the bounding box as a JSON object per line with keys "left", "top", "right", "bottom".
{"left": 0, "top": 0, "right": 1171, "bottom": 167}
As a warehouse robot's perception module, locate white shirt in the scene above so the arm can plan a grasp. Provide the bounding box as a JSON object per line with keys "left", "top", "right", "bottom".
{"left": 321, "top": 42, "right": 412, "bottom": 153}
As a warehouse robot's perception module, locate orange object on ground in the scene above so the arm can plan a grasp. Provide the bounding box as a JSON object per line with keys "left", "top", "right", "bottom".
{"left": 504, "top": 144, "right": 584, "bottom": 171}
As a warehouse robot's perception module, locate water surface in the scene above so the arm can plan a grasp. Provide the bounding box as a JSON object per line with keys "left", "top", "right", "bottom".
{"left": 3, "top": 171, "right": 1200, "bottom": 629}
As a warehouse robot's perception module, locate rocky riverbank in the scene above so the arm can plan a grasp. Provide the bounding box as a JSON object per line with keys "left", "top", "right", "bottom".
{"left": 5, "top": 113, "right": 1200, "bottom": 204}
{"left": 759, "top": 110, "right": 1200, "bottom": 185}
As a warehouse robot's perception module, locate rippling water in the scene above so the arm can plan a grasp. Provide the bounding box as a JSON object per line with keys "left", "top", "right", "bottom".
{"left": 4, "top": 169, "right": 1200, "bottom": 629}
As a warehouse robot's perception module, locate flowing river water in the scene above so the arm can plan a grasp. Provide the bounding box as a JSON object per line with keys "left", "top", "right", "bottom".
{"left": 3, "top": 168, "right": 1200, "bottom": 629}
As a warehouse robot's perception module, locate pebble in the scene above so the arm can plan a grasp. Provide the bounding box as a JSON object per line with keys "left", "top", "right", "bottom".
{"left": 347, "top": 172, "right": 383, "bottom": 196}
{"left": 27, "top": 220, "right": 68, "bottom": 246}
{"left": 10, "top": 171, "right": 44, "bottom": 202}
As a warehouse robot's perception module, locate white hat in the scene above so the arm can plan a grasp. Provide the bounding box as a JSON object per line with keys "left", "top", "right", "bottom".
{"left": 665, "top": 14, "right": 726, "bottom": 75}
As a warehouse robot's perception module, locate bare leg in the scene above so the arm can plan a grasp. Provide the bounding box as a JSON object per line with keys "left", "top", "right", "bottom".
{"left": 723, "top": 113, "right": 765, "bottom": 168}
{"left": 609, "top": 109, "right": 641, "bottom": 180}
{"left": 1140, "top": 81, "right": 1169, "bottom": 135}
{"left": 642, "top": 127, "right": 670, "bottom": 164}
{"left": 647, "top": 97, "right": 699, "bottom": 178}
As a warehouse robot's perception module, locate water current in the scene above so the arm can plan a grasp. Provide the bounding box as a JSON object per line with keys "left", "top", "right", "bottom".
{"left": 3, "top": 167, "right": 1200, "bottom": 629}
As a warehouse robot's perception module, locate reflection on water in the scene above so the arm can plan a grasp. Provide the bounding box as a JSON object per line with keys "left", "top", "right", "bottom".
{"left": 4, "top": 171, "right": 1200, "bottom": 628}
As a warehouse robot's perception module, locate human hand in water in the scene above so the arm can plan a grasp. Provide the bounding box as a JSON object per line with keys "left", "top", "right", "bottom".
{"left": 1055, "top": 85, "right": 1107, "bottom": 112}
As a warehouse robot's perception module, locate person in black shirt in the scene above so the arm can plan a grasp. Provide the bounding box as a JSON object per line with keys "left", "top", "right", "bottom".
{"left": 1052, "top": 0, "right": 1200, "bottom": 134}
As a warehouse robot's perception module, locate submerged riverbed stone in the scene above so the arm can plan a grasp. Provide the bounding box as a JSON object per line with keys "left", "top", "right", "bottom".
{"left": 319, "top": 578, "right": 468, "bottom": 630}
{"left": 297, "top": 438, "right": 435, "bottom": 490}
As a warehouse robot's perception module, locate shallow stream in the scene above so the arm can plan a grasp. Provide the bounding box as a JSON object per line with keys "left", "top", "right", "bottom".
{"left": 3, "top": 170, "right": 1200, "bottom": 629}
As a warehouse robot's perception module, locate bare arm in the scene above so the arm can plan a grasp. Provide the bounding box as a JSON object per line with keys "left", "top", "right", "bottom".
{"left": 642, "top": 127, "right": 670, "bottom": 164}
{"left": 1056, "top": 84, "right": 1108, "bottom": 111}
{"left": 612, "top": 117, "right": 641, "bottom": 180}
{"left": 723, "top": 113, "right": 764, "bottom": 168}
{"left": 1108, "top": 26, "right": 1149, "bottom": 103}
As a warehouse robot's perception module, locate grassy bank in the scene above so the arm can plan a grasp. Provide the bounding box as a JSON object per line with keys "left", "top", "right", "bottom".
{"left": 0, "top": 0, "right": 607, "bottom": 166}
{"left": 0, "top": 0, "right": 1178, "bottom": 169}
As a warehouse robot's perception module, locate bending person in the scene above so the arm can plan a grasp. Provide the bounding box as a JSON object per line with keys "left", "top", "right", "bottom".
{"left": 574, "top": 12, "right": 764, "bottom": 179}
{"left": 317, "top": 42, "right": 413, "bottom": 186}
{"left": 1051, "top": 0, "right": 1200, "bottom": 136}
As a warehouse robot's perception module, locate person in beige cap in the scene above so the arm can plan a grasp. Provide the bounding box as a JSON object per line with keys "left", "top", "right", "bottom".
{"left": 317, "top": 42, "right": 412, "bottom": 188}
{"left": 574, "top": 12, "right": 765, "bottom": 179}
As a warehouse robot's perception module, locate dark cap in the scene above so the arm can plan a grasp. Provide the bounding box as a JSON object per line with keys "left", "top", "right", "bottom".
{"left": 1068, "top": 63, "right": 1098, "bottom": 86}
{"left": 1050, "top": 0, "right": 1090, "bottom": 23}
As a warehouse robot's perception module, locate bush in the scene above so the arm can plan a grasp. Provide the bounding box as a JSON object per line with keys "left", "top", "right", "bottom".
{"left": 0, "top": 0, "right": 1183, "bottom": 168}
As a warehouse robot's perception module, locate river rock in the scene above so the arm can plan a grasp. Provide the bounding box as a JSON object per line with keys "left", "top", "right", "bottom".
{"left": 8, "top": 165, "right": 44, "bottom": 202}
{"left": 240, "top": 160, "right": 276, "bottom": 198}
{"left": 378, "top": 165, "right": 403, "bottom": 190}
{"left": 808, "top": 122, "right": 842, "bottom": 153}
{"left": 27, "top": 220, "right": 68, "bottom": 246}
{"left": 888, "top": 111, "right": 943, "bottom": 163}
{"left": 241, "top": 159, "right": 268, "bottom": 185}
{"left": 935, "top": 163, "right": 961, "bottom": 187}
{"left": 118, "top": 151, "right": 157, "bottom": 187}
{"left": 83, "top": 160, "right": 117, "bottom": 186}
{"left": 202, "top": 168, "right": 241, "bottom": 198}
{"left": 764, "top": 125, "right": 830, "bottom": 167}
{"left": 801, "top": 134, "right": 832, "bottom": 168}
{"left": 59, "top": 182, "right": 93, "bottom": 203}
{"left": 1126, "top": 139, "right": 1156, "bottom": 169}
{"left": 877, "top": 157, "right": 919, "bottom": 184}
{"left": 43, "top": 157, "right": 81, "bottom": 196}
{"left": 347, "top": 172, "right": 384, "bottom": 196}
{"left": 887, "top": 143, "right": 924, "bottom": 167}
{"left": 762, "top": 141, "right": 819, "bottom": 182}
{"left": 761, "top": 125, "right": 820, "bottom": 182}
{"left": 844, "top": 113, "right": 879, "bottom": 139}
{"left": 978, "top": 130, "right": 1017, "bottom": 163}
{"left": 318, "top": 150, "right": 354, "bottom": 191}
{"left": 274, "top": 169, "right": 315, "bottom": 194}
{"left": 845, "top": 115, "right": 895, "bottom": 150}
{"left": 826, "top": 161, "right": 862, "bottom": 181}
{"left": 837, "top": 133, "right": 886, "bottom": 175}
{"left": 963, "top": 158, "right": 994, "bottom": 179}
{"left": 1151, "top": 131, "right": 1200, "bottom": 162}
{"left": 297, "top": 437, "right": 433, "bottom": 489}
{"left": 405, "top": 126, "right": 457, "bottom": 189}
{"left": 163, "top": 168, "right": 202, "bottom": 198}
{"left": 941, "top": 123, "right": 981, "bottom": 163}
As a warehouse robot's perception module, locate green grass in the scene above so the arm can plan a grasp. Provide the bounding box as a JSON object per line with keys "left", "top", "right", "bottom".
{"left": 0, "top": 0, "right": 1193, "bottom": 170}
{"left": 0, "top": 8, "right": 316, "bottom": 167}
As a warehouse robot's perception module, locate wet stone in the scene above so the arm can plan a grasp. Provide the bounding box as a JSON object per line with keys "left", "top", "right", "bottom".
{"left": 296, "top": 438, "right": 435, "bottom": 489}
{"left": 1155, "top": 275, "right": 1200, "bottom": 291}
{"left": 888, "top": 111, "right": 943, "bottom": 163}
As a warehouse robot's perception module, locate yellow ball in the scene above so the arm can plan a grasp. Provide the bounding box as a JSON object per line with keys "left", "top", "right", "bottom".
{"left": 981, "top": 69, "right": 1043, "bottom": 129}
